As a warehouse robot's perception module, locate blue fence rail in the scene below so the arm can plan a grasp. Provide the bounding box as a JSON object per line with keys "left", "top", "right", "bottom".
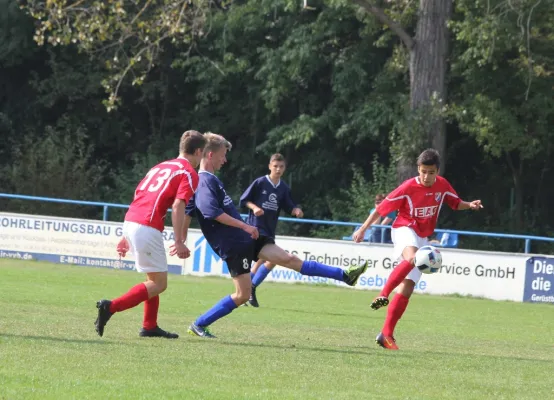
{"left": 1, "top": 193, "right": 553, "bottom": 253}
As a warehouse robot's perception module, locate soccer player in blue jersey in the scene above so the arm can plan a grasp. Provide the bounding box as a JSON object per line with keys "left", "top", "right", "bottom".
{"left": 184, "top": 133, "right": 368, "bottom": 338}
{"left": 240, "top": 153, "right": 303, "bottom": 307}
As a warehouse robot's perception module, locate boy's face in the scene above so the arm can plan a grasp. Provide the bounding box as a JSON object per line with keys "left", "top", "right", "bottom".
{"left": 208, "top": 147, "right": 228, "bottom": 172}
{"left": 418, "top": 164, "right": 438, "bottom": 187}
{"left": 268, "top": 160, "right": 286, "bottom": 178}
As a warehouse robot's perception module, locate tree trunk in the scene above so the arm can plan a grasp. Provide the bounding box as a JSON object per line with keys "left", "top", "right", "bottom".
{"left": 506, "top": 153, "right": 524, "bottom": 231}
{"left": 397, "top": 0, "right": 452, "bottom": 183}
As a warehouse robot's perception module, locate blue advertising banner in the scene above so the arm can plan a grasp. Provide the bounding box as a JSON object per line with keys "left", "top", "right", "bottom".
{"left": 523, "top": 257, "right": 554, "bottom": 304}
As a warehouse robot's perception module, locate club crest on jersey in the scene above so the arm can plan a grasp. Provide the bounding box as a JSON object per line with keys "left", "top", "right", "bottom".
{"left": 435, "top": 192, "right": 442, "bottom": 202}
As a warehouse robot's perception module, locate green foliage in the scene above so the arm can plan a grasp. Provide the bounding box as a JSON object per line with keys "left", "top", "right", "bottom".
{"left": 448, "top": 0, "right": 554, "bottom": 231}
{"left": 310, "top": 154, "right": 397, "bottom": 239}
{"left": 1, "top": 0, "right": 554, "bottom": 247}
{"left": 22, "top": 0, "right": 224, "bottom": 110}
{"left": 331, "top": 155, "right": 397, "bottom": 221}
{"left": 1, "top": 118, "right": 107, "bottom": 218}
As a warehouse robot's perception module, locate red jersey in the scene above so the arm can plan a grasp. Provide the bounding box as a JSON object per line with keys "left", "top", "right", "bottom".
{"left": 376, "top": 175, "right": 461, "bottom": 238}
{"left": 124, "top": 157, "right": 199, "bottom": 232}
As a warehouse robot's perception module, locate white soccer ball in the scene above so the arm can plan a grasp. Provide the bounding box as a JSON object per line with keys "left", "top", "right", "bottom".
{"left": 415, "top": 245, "right": 442, "bottom": 274}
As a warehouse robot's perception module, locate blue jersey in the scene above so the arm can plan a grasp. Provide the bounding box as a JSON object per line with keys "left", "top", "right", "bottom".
{"left": 186, "top": 171, "right": 252, "bottom": 259}
{"left": 239, "top": 175, "right": 297, "bottom": 238}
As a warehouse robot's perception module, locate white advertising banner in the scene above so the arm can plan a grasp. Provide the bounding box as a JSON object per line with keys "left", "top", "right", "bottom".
{"left": 0, "top": 212, "right": 184, "bottom": 274}
{"left": 184, "top": 230, "right": 528, "bottom": 302}
{"left": 1, "top": 212, "right": 552, "bottom": 304}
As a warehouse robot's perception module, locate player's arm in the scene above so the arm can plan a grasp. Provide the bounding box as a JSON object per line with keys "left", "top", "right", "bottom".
{"left": 245, "top": 201, "right": 264, "bottom": 217}
{"left": 240, "top": 180, "right": 263, "bottom": 216}
{"left": 198, "top": 182, "right": 259, "bottom": 239}
{"left": 170, "top": 174, "right": 198, "bottom": 259}
{"left": 352, "top": 209, "right": 382, "bottom": 243}
{"left": 169, "top": 198, "right": 191, "bottom": 259}
{"left": 182, "top": 197, "right": 197, "bottom": 242}
{"left": 442, "top": 181, "right": 483, "bottom": 211}
{"left": 283, "top": 186, "right": 303, "bottom": 218}
{"left": 352, "top": 186, "right": 405, "bottom": 243}
{"left": 182, "top": 214, "right": 192, "bottom": 242}
{"left": 457, "top": 200, "right": 483, "bottom": 210}
{"left": 214, "top": 213, "right": 258, "bottom": 239}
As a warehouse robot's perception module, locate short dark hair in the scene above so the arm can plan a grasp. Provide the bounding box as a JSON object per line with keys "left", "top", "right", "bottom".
{"left": 269, "top": 153, "right": 286, "bottom": 164}
{"left": 417, "top": 148, "right": 440, "bottom": 169}
{"left": 180, "top": 130, "right": 206, "bottom": 155}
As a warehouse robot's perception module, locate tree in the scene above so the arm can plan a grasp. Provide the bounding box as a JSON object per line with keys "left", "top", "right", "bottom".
{"left": 352, "top": 0, "right": 452, "bottom": 181}
{"left": 22, "top": 0, "right": 224, "bottom": 110}
{"left": 449, "top": 0, "right": 554, "bottom": 231}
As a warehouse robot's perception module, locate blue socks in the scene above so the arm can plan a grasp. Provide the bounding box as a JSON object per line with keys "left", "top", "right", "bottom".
{"left": 252, "top": 265, "right": 271, "bottom": 287}
{"left": 195, "top": 295, "right": 237, "bottom": 327}
{"left": 300, "top": 260, "right": 345, "bottom": 281}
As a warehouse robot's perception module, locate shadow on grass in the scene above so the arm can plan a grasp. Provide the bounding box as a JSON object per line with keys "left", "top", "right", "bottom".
{"left": 412, "top": 348, "right": 554, "bottom": 364}
{"left": 187, "top": 337, "right": 404, "bottom": 358}
{"left": 0, "top": 332, "right": 112, "bottom": 346}
{"left": 261, "top": 305, "right": 371, "bottom": 319}
{"left": 187, "top": 337, "right": 554, "bottom": 363}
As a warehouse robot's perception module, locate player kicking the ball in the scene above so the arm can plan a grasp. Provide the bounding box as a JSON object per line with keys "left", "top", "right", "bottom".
{"left": 184, "top": 133, "right": 368, "bottom": 338}
{"left": 239, "top": 153, "right": 303, "bottom": 308}
{"left": 95, "top": 130, "right": 206, "bottom": 339}
{"left": 353, "top": 149, "right": 482, "bottom": 350}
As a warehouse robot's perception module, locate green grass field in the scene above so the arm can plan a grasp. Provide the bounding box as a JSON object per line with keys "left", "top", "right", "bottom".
{"left": 1, "top": 259, "right": 553, "bottom": 400}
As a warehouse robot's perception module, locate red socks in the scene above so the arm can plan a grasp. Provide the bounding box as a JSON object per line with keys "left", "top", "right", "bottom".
{"left": 108, "top": 283, "right": 159, "bottom": 330}
{"left": 143, "top": 295, "right": 159, "bottom": 330}
{"left": 382, "top": 293, "right": 410, "bottom": 336}
{"left": 380, "top": 259, "right": 414, "bottom": 298}
{"left": 109, "top": 283, "right": 149, "bottom": 313}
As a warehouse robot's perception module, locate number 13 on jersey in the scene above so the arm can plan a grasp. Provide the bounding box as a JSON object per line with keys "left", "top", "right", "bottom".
{"left": 139, "top": 168, "right": 172, "bottom": 193}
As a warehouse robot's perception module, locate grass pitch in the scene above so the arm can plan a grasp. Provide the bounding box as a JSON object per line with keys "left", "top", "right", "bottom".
{"left": 1, "top": 259, "right": 553, "bottom": 399}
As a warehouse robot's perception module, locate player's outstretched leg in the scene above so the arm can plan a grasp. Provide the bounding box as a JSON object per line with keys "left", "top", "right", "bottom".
{"left": 259, "top": 244, "right": 368, "bottom": 286}
{"left": 342, "top": 262, "right": 369, "bottom": 286}
{"left": 95, "top": 282, "right": 148, "bottom": 337}
{"left": 298, "top": 260, "right": 368, "bottom": 286}
{"left": 94, "top": 283, "right": 148, "bottom": 336}
{"left": 95, "top": 273, "right": 167, "bottom": 337}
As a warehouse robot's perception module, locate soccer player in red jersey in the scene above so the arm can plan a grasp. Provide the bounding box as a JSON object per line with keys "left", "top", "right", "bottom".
{"left": 94, "top": 130, "right": 207, "bottom": 339}
{"left": 353, "top": 149, "right": 483, "bottom": 350}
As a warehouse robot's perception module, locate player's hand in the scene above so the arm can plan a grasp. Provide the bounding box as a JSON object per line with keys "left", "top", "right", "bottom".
{"left": 243, "top": 225, "right": 259, "bottom": 239}
{"left": 116, "top": 237, "right": 129, "bottom": 259}
{"left": 352, "top": 228, "right": 367, "bottom": 243}
{"left": 469, "top": 200, "right": 483, "bottom": 210}
{"left": 253, "top": 207, "right": 264, "bottom": 217}
{"left": 292, "top": 208, "right": 304, "bottom": 218}
{"left": 169, "top": 241, "right": 190, "bottom": 259}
